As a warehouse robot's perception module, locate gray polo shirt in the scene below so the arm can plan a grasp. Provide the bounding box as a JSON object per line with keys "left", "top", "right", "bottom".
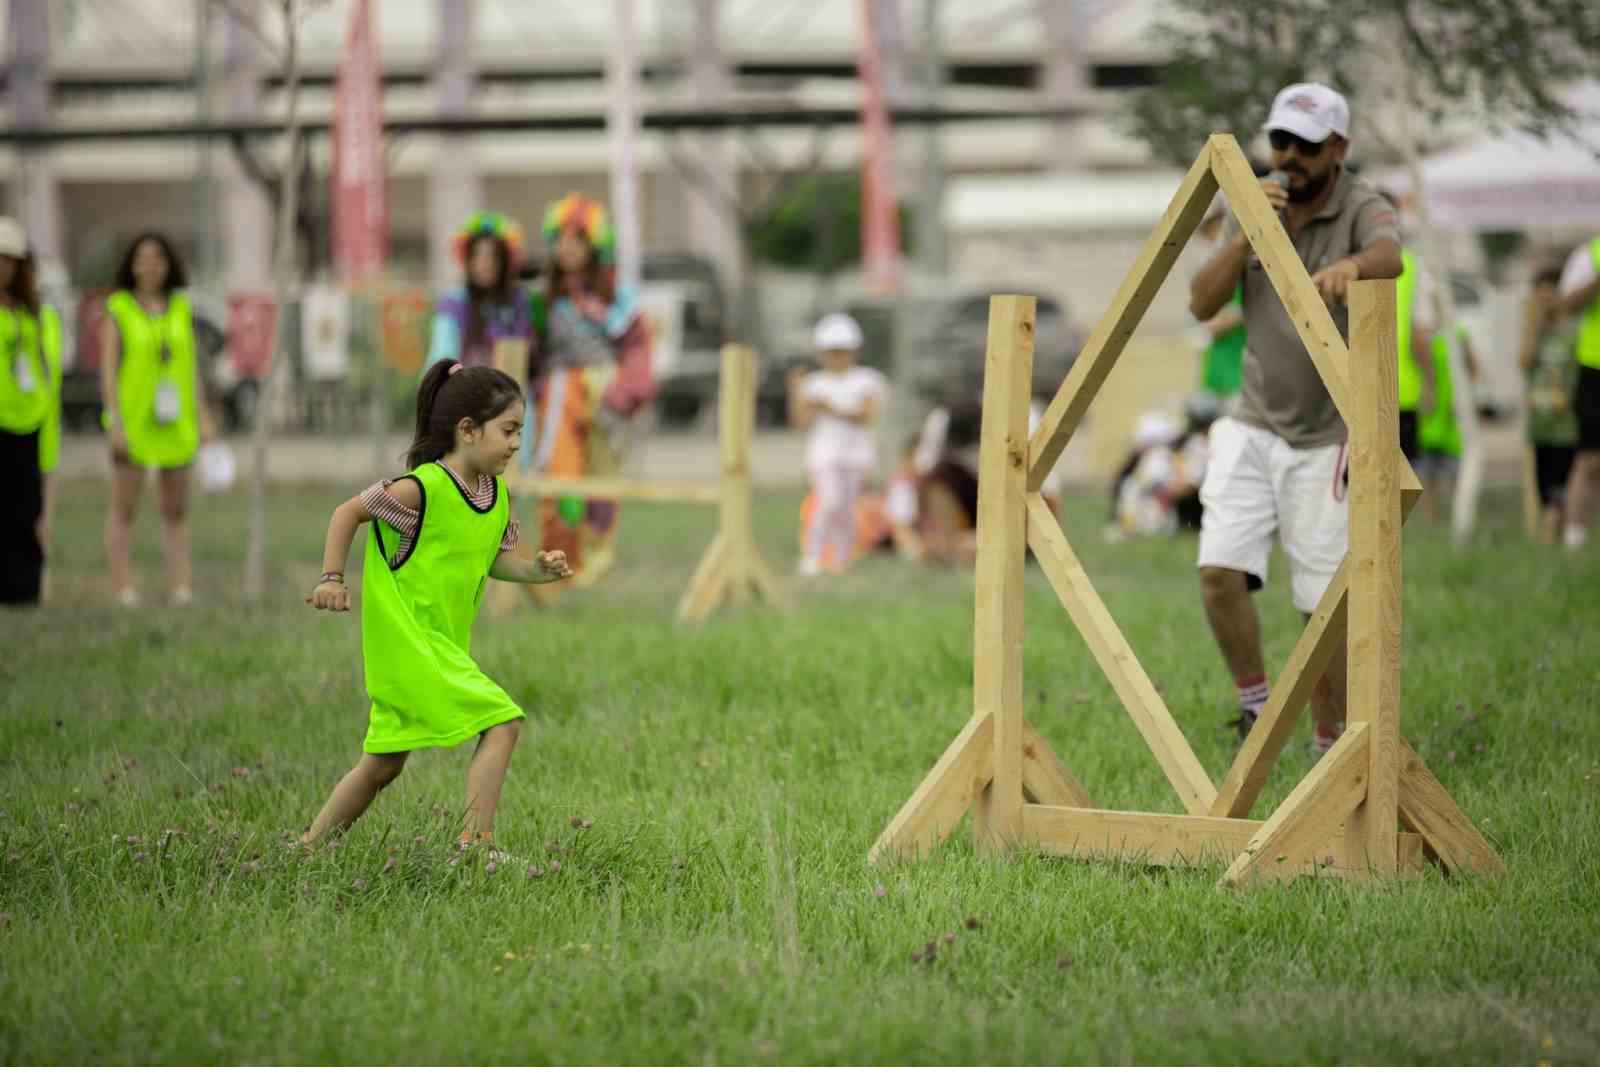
{"left": 1226, "top": 167, "right": 1399, "bottom": 448}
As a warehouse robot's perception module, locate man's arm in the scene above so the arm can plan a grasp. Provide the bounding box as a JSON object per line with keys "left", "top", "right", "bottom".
{"left": 1190, "top": 232, "right": 1251, "bottom": 321}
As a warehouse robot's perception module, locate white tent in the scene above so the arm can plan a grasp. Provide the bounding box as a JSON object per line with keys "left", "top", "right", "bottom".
{"left": 1388, "top": 83, "right": 1600, "bottom": 230}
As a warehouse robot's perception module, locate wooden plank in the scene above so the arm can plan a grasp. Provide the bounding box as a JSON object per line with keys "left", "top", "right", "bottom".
{"left": 508, "top": 476, "right": 722, "bottom": 505}
{"left": 747, "top": 551, "right": 787, "bottom": 609}
{"left": 1522, "top": 442, "right": 1542, "bottom": 541}
{"left": 1027, "top": 144, "right": 1219, "bottom": 490}
{"left": 971, "top": 296, "right": 1034, "bottom": 853}
{"left": 1025, "top": 494, "right": 1217, "bottom": 814}
{"left": 1397, "top": 741, "right": 1505, "bottom": 875}
{"left": 1219, "top": 723, "right": 1370, "bottom": 888}
{"left": 1021, "top": 720, "right": 1093, "bottom": 808}
{"left": 719, "top": 344, "right": 758, "bottom": 602}
{"left": 869, "top": 713, "right": 994, "bottom": 863}
{"left": 1345, "top": 280, "right": 1402, "bottom": 874}
{"left": 1024, "top": 803, "right": 1424, "bottom": 875}
{"left": 676, "top": 533, "right": 730, "bottom": 623}
{"left": 1211, "top": 562, "right": 1349, "bottom": 818}
{"left": 1207, "top": 134, "right": 1353, "bottom": 424}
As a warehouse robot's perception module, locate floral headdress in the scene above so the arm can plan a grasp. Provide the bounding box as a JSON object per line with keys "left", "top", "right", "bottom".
{"left": 451, "top": 211, "right": 524, "bottom": 272}
{"left": 541, "top": 194, "right": 615, "bottom": 264}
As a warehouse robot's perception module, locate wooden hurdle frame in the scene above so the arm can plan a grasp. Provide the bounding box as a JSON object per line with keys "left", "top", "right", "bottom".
{"left": 504, "top": 343, "right": 784, "bottom": 623}
{"left": 869, "top": 135, "right": 1505, "bottom": 887}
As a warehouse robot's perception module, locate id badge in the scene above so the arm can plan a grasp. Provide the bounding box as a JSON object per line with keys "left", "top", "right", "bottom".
{"left": 153, "top": 379, "right": 181, "bottom": 425}
{"left": 12, "top": 353, "right": 36, "bottom": 394}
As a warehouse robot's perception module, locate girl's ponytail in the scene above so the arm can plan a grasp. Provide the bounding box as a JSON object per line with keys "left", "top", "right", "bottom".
{"left": 406, "top": 360, "right": 459, "bottom": 470}
{"left": 403, "top": 360, "right": 524, "bottom": 472}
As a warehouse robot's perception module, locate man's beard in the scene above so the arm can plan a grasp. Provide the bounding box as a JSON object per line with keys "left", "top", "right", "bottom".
{"left": 1286, "top": 168, "right": 1333, "bottom": 203}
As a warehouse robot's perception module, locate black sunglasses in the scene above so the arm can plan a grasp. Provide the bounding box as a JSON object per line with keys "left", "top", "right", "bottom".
{"left": 1268, "top": 129, "right": 1329, "bottom": 156}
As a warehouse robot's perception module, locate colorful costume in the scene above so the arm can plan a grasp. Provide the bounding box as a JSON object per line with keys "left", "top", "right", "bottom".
{"left": 427, "top": 212, "right": 533, "bottom": 371}
{"left": 360, "top": 460, "right": 524, "bottom": 754}
{"left": 0, "top": 300, "right": 61, "bottom": 604}
{"left": 528, "top": 194, "right": 655, "bottom": 586}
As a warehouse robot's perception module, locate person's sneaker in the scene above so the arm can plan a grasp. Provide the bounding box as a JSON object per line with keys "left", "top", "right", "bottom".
{"left": 1310, "top": 722, "right": 1343, "bottom": 758}
{"left": 116, "top": 588, "right": 140, "bottom": 608}
{"left": 797, "top": 558, "right": 824, "bottom": 578}
{"left": 1228, "top": 708, "right": 1258, "bottom": 743}
{"left": 171, "top": 587, "right": 193, "bottom": 607}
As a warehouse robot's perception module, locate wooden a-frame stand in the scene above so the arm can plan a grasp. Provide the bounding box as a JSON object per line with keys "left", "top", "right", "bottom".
{"left": 869, "top": 135, "right": 1504, "bottom": 887}
{"left": 502, "top": 343, "right": 785, "bottom": 623}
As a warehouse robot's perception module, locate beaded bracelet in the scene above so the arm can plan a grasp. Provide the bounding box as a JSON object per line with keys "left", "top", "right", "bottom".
{"left": 318, "top": 572, "right": 345, "bottom": 585}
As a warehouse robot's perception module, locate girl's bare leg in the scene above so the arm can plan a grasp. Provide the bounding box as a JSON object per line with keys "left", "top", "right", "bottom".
{"left": 105, "top": 464, "right": 144, "bottom": 599}
{"left": 463, "top": 721, "right": 521, "bottom": 839}
{"left": 157, "top": 466, "right": 192, "bottom": 600}
{"left": 302, "top": 752, "right": 409, "bottom": 843}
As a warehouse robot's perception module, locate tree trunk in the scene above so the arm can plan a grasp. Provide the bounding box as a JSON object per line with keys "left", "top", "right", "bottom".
{"left": 244, "top": 0, "right": 306, "bottom": 602}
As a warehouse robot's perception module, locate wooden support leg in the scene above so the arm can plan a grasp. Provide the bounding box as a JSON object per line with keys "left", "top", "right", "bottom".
{"left": 1021, "top": 720, "right": 1093, "bottom": 808}
{"left": 1397, "top": 741, "right": 1505, "bottom": 875}
{"left": 678, "top": 533, "right": 730, "bottom": 623}
{"left": 970, "top": 297, "right": 1034, "bottom": 855}
{"left": 1219, "top": 723, "right": 1371, "bottom": 888}
{"left": 1345, "top": 280, "right": 1403, "bottom": 874}
{"left": 869, "top": 714, "right": 995, "bottom": 863}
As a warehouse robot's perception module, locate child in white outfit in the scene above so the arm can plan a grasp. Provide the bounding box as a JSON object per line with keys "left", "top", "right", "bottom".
{"left": 788, "top": 313, "right": 887, "bottom": 576}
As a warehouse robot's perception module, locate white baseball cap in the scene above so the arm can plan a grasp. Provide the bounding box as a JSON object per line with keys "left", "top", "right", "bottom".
{"left": 1264, "top": 83, "right": 1350, "bottom": 143}
{"left": 813, "top": 312, "right": 864, "bottom": 351}
{"left": 1132, "top": 411, "right": 1180, "bottom": 451}
{"left": 0, "top": 216, "right": 27, "bottom": 259}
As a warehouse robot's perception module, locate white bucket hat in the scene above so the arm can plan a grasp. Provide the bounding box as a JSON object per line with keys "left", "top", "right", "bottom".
{"left": 813, "top": 312, "right": 864, "bottom": 351}
{"left": 0, "top": 216, "right": 27, "bottom": 259}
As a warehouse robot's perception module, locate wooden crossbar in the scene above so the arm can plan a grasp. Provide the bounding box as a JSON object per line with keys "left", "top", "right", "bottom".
{"left": 496, "top": 344, "right": 781, "bottom": 623}
{"left": 871, "top": 135, "right": 1502, "bottom": 890}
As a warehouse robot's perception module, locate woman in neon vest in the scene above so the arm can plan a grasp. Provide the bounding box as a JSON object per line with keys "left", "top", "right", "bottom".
{"left": 101, "top": 233, "right": 216, "bottom": 607}
{"left": 1557, "top": 235, "right": 1600, "bottom": 550}
{"left": 527, "top": 194, "right": 655, "bottom": 591}
{"left": 0, "top": 219, "right": 63, "bottom": 606}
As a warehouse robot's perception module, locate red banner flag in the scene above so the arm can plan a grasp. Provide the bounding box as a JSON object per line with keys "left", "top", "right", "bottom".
{"left": 332, "top": 0, "right": 387, "bottom": 284}
{"left": 857, "top": 0, "right": 902, "bottom": 296}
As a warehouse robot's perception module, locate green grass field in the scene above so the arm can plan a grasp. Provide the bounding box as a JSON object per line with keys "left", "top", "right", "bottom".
{"left": 3, "top": 477, "right": 1598, "bottom": 1065}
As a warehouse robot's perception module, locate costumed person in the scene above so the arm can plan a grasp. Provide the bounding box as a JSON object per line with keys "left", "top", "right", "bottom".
{"left": 1194, "top": 199, "right": 1245, "bottom": 400}
{"left": 527, "top": 194, "right": 655, "bottom": 589}
{"left": 1520, "top": 263, "right": 1581, "bottom": 544}
{"left": 787, "top": 313, "right": 887, "bottom": 577}
{"left": 0, "top": 221, "right": 63, "bottom": 607}
{"left": 101, "top": 232, "right": 217, "bottom": 607}
{"left": 426, "top": 211, "right": 533, "bottom": 373}
{"left": 302, "top": 360, "right": 572, "bottom": 855}
{"left": 1108, "top": 411, "right": 1183, "bottom": 539}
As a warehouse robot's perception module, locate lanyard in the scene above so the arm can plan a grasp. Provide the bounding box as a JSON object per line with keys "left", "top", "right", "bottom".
{"left": 138, "top": 297, "right": 172, "bottom": 365}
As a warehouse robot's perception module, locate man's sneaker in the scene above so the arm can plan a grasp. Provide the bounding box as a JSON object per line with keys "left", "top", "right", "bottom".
{"left": 1229, "top": 708, "right": 1259, "bottom": 743}
{"left": 1310, "top": 722, "right": 1343, "bottom": 758}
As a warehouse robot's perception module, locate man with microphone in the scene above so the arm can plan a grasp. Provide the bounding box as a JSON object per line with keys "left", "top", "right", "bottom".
{"left": 1188, "top": 83, "right": 1402, "bottom": 754}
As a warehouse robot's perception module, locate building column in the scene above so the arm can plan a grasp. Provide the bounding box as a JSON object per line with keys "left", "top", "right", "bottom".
{"left": 220, "top": 0, "right": 274, "bottom": 291}
{"left": 7, "top": 0, "right": 64, "bottom": 276}
{"left": 428, "top": 0, "right": 482, "bottom": 294}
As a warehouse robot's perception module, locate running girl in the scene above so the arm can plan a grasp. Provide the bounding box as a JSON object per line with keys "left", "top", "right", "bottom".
{"left": 302, "top": 360, "right": 571, "bottom": 852}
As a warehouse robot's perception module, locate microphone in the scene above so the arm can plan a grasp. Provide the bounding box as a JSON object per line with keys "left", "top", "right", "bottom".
{"left": 1267, "top": 170, "right": 1290, "bottom": 219}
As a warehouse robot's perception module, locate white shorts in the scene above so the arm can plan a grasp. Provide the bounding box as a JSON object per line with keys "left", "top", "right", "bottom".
{"left": 1197, "top": 417, "right": 1348, "bottom": 614}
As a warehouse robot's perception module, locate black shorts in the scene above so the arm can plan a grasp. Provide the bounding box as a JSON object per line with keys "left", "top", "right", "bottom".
{"left": 1577, "top": 364, "right": 1600, "bottom": 453}
{"left": 1535, "top": 444, "right": 1577, "bottom": 506}
{"left": 1398, "top": 410, "right": 1420, "bottom": 462}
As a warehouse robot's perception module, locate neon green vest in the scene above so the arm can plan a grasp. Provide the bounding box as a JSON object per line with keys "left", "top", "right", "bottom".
{"left": 1578, "top": 237, "right": 1600, "bottom": 371}
{"left": 0, "top": 304, "right": 63, "bottom": 471}
{"left": 106, "top": 289, "right": 200, "bottom": 468}
{"left": 1396, "top": 249, "right": 1423, "bottom": 411}
{"left": 1419, "top": 328, "right": 1466, "bottom": 457}
{"left": 360, "top": 461, "right": 523, "bottom": 754}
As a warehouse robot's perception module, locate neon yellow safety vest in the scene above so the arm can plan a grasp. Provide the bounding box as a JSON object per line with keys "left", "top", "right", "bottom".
{"left": 1577, "top": 236, "right": 1600, "bottom": 371}
{"left": 1395, "top": 249, "right": 1423, "bottom": 411}
{"left": 0, "top": 304, "right": 63, "bottom": 472}
{"left": 106, "top": 290, "right": 200, "bottom": 468}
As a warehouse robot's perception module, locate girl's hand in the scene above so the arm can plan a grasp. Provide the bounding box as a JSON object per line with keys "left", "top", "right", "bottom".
{"left": 109, "top": 424, "right": 128, "bottom": 455}
{"left": 306, "top": 580, "right": 350, "bottom": 612}
{"left": 536, "top": 550, "right": 573, "bottom": 583}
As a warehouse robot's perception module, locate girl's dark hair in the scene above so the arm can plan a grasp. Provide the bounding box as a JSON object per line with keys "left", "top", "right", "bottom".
{"left": 406, "top": 361, "right": 524, "bottom": 470}
{"left": 113, "top": 232, "right": 188, "bottom": 294}
{"left": 464, "top": 233, "right": 515, "bottom": 353}
{"left": 3, "top": 253, "right": 41, "bottom": 315}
